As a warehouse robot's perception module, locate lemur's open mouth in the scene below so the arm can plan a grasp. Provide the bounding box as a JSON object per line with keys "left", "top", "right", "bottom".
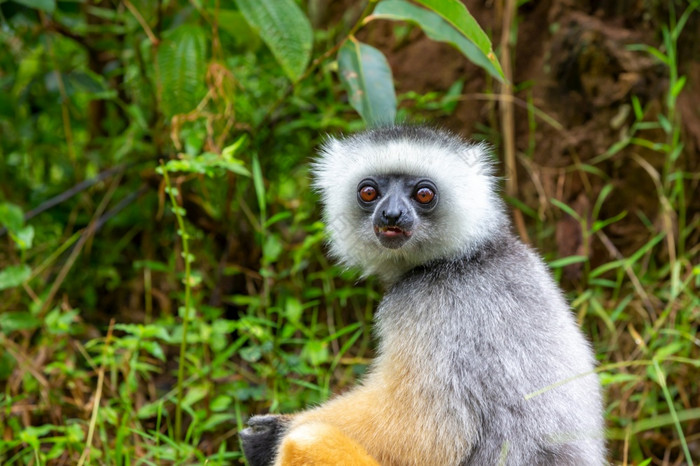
{"left": 375, "top": 226, "right": 412, "bottom": 238}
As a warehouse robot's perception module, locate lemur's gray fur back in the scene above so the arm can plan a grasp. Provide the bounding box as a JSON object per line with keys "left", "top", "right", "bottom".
{"left": 314, "top": 125, "right": 606, "bottom": 464}
{"left": 381, "top": 234, "right": 605, "bottom": 464}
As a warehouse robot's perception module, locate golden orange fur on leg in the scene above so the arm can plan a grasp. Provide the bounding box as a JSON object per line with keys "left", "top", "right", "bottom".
{"left": 275, "top": 421, "right": 379, "bottom": 466}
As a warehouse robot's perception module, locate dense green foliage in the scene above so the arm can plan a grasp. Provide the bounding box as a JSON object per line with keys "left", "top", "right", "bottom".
{"left": 0, "top": 0, "right": 698, "bottom": 464}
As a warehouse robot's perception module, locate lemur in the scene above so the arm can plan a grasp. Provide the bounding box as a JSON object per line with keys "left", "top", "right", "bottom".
{"left": 240, "top": 125, "right": 605, "bottom": 465}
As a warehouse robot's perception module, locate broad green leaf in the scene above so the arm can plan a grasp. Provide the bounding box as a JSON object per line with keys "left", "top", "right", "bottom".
{"left": 284, "top": 296, "right": 303, "bottom": 323}
{"left": 13, "top": 225, "right": 35, "bottom": 250}
{"left": 11, "top": 0, "right": 55, "bottom": 13}
{"left": 45, "top": 309, "right": 80, "bottom": 335}
{"left": 182, "top": 384, "right": 208, "bottom": 408}
{"left": 0, "top": 311, "right": 41, "bottom": 333}
{"left": 411, "top": 0, "right": 503, "bottom": 79}
{"left": 0, "top": 265, "right": 31, "bottom": 290}
{"left": 64, "top": 70, "right": 116, "bottom": 99}
{"left": 234, "top": 0, "right": 312, "bottom": 81}
{"left": 373, "top": 0, "right": 503, "bottom": 81}
{"left": 0, "top": 202, "right": 24, "bottom": 232}
{"left": 338, "top": 40, "right": 396, "bottom": 126}
{"left": 137, "top": 401, "right": 163, "bottom": 419}
{"left": 156, "top": 25, "right": 208, "bottom": 117}
{"left": 654, "top": 341, "right": 685, "bottom": 359}
{"left": 200, "top": 413, "right": 236, "bottom": 431}
{"left": 214, "top": 9, "right": 261, "bottom": 49}
{"left": 302, "top": 339, "right": 329, "bottom": 366}
{"left": 11, "top": 46, "right": 44, "bottom": 98}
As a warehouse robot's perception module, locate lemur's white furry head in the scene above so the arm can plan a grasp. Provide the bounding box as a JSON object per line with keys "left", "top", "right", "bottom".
{"left": 313, "top": 126, "right": 508, "bottom": 283}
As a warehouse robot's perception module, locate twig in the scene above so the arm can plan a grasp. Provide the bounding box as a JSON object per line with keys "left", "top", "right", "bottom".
{"left": 498, "top": 0, "right": 529, "bottom": 244}
{"left": 38, "top": 183, "right": 146, "bottom": 316}
{"left": 41, "top": 12, "right": 77, "bottom": 166}
{"left": 124, "top": 0, "right": 159, "bottom": 45}
{"left": 595, "top": 229, "right": 657, "bottom": 320}
{"left": 77, "top": 319, "right": 115, "bottom": 466}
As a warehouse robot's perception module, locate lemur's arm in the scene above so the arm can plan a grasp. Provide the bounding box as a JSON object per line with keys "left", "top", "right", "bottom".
{"left": 241, "top": 386, "right": 381, "bottom": 466}
{"left": 242, "top": 372, "right": 466, "bottom": 466}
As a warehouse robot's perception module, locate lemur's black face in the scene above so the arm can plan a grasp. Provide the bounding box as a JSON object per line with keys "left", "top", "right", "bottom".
{"left": 356, "top": 174, "right": 439, "bottom": 249}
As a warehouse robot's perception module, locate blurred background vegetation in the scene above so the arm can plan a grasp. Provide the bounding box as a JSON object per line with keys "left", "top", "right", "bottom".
{"left": 0, "top": 0, "right": 699, "bottom": 464}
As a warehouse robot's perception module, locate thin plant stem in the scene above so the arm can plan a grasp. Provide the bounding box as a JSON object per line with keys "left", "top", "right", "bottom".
{"left": 159, "top": 164, "right": 194, "bottom": 445}
{"left": 77, "top": 320, "right": 115, "bottom": 466}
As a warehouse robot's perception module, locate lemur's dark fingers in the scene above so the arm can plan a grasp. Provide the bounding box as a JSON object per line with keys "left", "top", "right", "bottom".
{"left": 240, "top": 415, "right": 291, "bottom": 466}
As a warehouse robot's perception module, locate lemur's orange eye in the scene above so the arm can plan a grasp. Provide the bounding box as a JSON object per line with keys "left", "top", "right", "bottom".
{"left": 359, "top": 185, "right": 378, "bottom": 202}
{"left": 415, "top": 187, "right": 435, "bottom": 204}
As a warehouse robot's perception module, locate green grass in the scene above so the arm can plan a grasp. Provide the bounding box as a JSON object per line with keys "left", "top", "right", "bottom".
{"left": 0, "top": 0, "right": 699, "bottom": 464}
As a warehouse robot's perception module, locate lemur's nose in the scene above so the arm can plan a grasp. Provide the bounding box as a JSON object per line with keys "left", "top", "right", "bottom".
{"left": 382, "top": 209, "right": 403, "bottom": 225}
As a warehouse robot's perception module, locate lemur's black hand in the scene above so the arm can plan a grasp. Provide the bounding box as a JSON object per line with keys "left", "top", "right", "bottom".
{"left": 240, "top": 415, "right": 291, "bottom": 466}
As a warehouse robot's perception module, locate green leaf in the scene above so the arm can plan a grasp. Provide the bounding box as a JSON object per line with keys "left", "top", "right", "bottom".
{"left": 550, "top": 198, "right": 581, "bottom": 222}
{"left": 0, "top": 265, "right": 31, "bottom": 290}
{"left": 162, "top": 152, "right": 251, "bottom": 177}
{"left": 45, "top": 309, "right": 80, "bottom": 335}
{"left": 548, "top": 255, "right": 588, "bottom": 269}
{"left": 64, "top": 70, "right": 116, "bottom": 99}
{"left": 598, "top": 371, "right": 641, "bottom": 386}
{"left": 0, "top": 203, "right": 25, "bottom": 232}
{"left": 11, "top": 46, "right": 44, "bottom": 98}
{"left": 13, "top": 225, "right": 35, "bottom": 250}
{"left": 181, "top": 385, "right": 208, "bottom": 408}
{"left": 234, "top": 0, "right": 312, "bottom": 81}
{"left": 284, "top": 297, "right": 303, "bottom": 323}
{"left": 654, "top": 341, "right": 684, "bottom": 359}
{"left": 252, "top": 153, "right": 266, "bottom": 220}
{"left": 214, "top": 9, "right": 261, "bottom": 49}
{"left": 263, "top": 234, "right": 283, "bottom": 264}
{"left": 210, "top": 394, "right": 233, "bottom": 412}
{"left": 200, "top": 413, "right": 236, "bottom": 431}
{"left": 302, "top": 339, "right": 328, "bottom": 366}
{"left": 0, "top": 311, "right": 41, "bottom": 333}
{"left": 137, "top": 401, "right": 163, "bottom": 419}
{"left": 627, "top": 44, "right": 669, "bottom": 65}
{"left": 142, "top": 341, "right": 166, "bottom": 361}
{"left": 671, "top": 75, "right": 686, "bottom": 98}
{"left": 156, "top": 25, "right": 208, "bottom": 117}
{"left": 631, "top": 95, "right": 644, "bottom": 120}
{"left": 591, "top": 211, "right": 627, "bottom": 234}
{"left": 338, "top": 40, "right": 396, "bottom": 126}
{"left": 411, "top": 0, "right": 503, "bottom": 79}
{"left": 373, "top": 0, "right": 503, "bottom": 81}
{"left": 11, "top": 0, "right": 55, "bottom": 14}
{"left": 592, "top": 184, "right": 613, "bottom": 220}
{"left": 658, "top": 114, "right": 671, "bottom": 134}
